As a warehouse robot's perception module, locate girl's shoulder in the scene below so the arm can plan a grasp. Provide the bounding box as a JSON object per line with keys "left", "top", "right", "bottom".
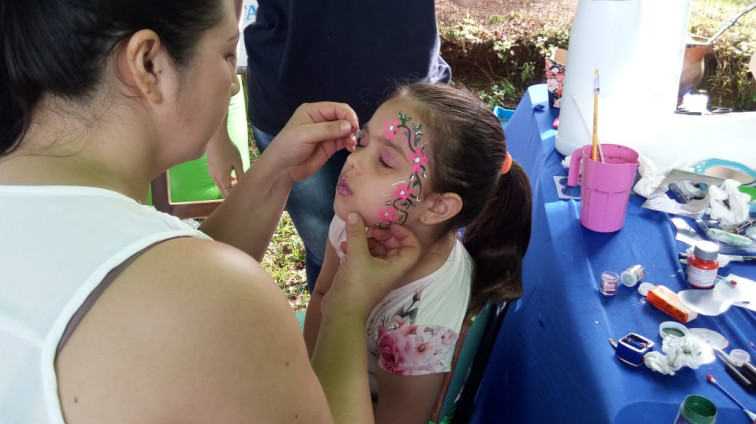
{"left": 369, "top": 238, "right": 471, "bottom": 331}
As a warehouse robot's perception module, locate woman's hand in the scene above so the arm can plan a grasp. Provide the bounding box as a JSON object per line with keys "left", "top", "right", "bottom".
{"left": 263, "top": 102, "right": 359, "bottom": 183}
{"left": 326, "top": 213, "right": 421, "bottom": 318}
{"left": 206, "top": 118, "right": 243, "bottom": 197}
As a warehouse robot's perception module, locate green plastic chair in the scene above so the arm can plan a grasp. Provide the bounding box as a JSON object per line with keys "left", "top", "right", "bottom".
{"left": 295, "top": 301, "right": 508, "bottom": 424}
{"left": 149, "top": 74, "right": 250, "bottom": 218}
{"left": 430, "top": 301, "right": 510, "bottom": 424}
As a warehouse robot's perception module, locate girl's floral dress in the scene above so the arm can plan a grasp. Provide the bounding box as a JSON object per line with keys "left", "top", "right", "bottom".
{"left": 328, "top": 215, "right": 472, "bottom": 397}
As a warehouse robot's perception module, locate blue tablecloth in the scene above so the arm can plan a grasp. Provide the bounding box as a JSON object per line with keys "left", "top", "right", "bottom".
{"left": 470, "top": 85, "right": 756, "bottom": 423}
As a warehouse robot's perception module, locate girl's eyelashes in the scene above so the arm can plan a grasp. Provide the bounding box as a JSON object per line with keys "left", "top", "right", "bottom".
{"left": 353, "top": 133, "right": 394, "bottom": 169}
{"left": 355, "top": 132, "right": 367, "bottom": 148}
{"left": 379, "top": 151, "right": 393, "bottom": 168}
{"left": 225, "top": 52, "right": 238, "bottom": 68}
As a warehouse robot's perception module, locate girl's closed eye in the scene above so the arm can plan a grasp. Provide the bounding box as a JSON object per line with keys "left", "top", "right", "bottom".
{"left": 379, "top": 149, "right": 395, "bottom": 168}
{"left": 355, "top": 131, "right": 368, "bottom": 148}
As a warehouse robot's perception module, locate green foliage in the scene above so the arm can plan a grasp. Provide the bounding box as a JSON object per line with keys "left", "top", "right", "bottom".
{"left": 689, "top": 0, "right": 756, "bottom": 110}
{"left": 261, "top": 211, "right": 310, "bottom": 311}
{"left": 488, "top": 15, "right": 506, "bottom": 26}
{"left": 250, "top": 138, "right": 309, "bottom": 311}
{"left": 477, "top": 80, "right": 518, "bottom": 109}
{"left": 442, "top": 18, "right": 487, "bottom": 43}
{"left": 442, "top": 0, "right": 755, "bottom": 111}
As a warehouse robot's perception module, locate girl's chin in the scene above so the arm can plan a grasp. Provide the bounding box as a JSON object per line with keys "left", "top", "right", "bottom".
{"left": 333, "top": 205, "right": 382, "bottom": 227}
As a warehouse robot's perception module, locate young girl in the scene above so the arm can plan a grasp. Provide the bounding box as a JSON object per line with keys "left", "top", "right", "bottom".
{"left": 304, "top": 82, "right": 532, "bottom": 423}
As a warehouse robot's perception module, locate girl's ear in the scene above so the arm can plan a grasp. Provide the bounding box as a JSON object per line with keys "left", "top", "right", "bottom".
{"left": 421, "top": 192, "right": 462, "bottom": 225}
{"left": 122, "top": 29, "right": 168, "bottom": 103}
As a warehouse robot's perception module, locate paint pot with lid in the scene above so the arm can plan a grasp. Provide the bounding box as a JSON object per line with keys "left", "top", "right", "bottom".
{"left": 674, "top": 394, "right": 717, "bottom": 424}
{"left": 686, "top": 241, "right": 719, "bottom": 289}
{"left": 659, "top": 321, "right": 688, "bottom": 339}
{"left": 620, "top": 264, "right": 644, "bottom": 287}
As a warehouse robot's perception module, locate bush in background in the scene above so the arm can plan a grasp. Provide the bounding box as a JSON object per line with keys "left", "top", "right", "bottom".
{"left": 439, "top": 0, "right": 756, "bottom": 111}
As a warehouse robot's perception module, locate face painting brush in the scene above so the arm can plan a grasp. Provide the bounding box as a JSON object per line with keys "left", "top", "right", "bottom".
{"left": 706, "top": 374, "right": 756, "bottom": 422}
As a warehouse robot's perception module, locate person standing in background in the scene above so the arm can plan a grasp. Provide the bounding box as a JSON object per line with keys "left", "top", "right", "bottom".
{"left": 232, "top": 0, "right": 479, "bottom": 290}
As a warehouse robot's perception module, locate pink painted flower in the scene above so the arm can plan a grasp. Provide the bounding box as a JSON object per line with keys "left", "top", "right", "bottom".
{"left": 383, "top": 119, "right": 398, "bottom": 141}
{"left": 409, "top": 147, "right": 428, "bottom": 173}
{"left": 378, "top": 206, "right": 397, "bottom": 224}
{"left": 393, "top": 183, "right": 411, "bottom": 201}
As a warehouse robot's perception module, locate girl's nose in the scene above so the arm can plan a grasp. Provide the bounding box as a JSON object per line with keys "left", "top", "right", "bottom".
{"left": 345, "top": 149, "right": 364, "bottom": 172}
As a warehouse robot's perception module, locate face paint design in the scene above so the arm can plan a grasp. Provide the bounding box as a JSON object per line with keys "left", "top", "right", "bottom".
{"left": 375, "top": 111, "right": 428, "bottom": 228}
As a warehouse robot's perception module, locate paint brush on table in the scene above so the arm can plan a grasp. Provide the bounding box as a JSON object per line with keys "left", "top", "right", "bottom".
{"left": 706, "top": 374, "right": 756, "bottom": 422}
{"left": 591, "top": 69, "right": 601, "bottom": 161}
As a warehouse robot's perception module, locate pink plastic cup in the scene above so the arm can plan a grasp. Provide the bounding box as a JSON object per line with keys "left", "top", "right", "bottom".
{"left": 567, "top": 144, "right": 639, "bottom": 232}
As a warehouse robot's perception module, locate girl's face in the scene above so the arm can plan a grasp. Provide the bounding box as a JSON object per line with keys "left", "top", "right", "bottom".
{"left": 334, "top": 97, "right": 435, "bottom": 228}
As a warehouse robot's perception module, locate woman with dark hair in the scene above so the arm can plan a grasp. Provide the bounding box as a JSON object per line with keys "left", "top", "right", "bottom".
{"left": 0, "top": 0, "right": 420, "bottom": 422}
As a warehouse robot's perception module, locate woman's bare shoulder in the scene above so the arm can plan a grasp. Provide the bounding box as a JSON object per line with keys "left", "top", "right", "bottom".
{"left": 56, "top": 237, "right": 333, "bottom": 424}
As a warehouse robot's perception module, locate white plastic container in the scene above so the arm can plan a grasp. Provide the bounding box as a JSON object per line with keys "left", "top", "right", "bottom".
{"left": 555, "top": 0, "right": 692, "bottom": 157}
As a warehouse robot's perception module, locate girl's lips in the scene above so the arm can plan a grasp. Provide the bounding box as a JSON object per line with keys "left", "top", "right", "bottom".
{"left": 336, "top": 177, "right": 352, "bottom": 196}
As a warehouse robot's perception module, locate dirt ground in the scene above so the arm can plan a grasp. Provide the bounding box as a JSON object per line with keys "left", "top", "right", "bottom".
{"left": 434, "top": 0, "right": 578, "bottom": 107}
{"left": 435, "top": 0, "right": 577, "bottom": 36}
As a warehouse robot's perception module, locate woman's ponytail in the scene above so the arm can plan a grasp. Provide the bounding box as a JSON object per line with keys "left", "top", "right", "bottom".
{"left": 0, "top": 1, "right": 26, "bottom": 155}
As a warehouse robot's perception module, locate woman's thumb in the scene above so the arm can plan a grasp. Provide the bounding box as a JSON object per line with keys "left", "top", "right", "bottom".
{"left": 343, "top": 212, "right": 369, "bottom": 259}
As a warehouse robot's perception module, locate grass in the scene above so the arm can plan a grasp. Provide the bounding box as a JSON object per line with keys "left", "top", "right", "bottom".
{"left": 260, "top": 0, "right": 756, "bottom": 312}
{"left": 262, "top": 211, "right": 310, "bottom": 311}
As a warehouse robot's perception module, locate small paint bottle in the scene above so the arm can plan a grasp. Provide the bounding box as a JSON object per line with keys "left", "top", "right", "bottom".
{"left": 686, "top": 241, "right": 719, "bottom": 289}
{"left": 599, "top": 271, "right": 619, "bottom": 296}
{"left": 620, "top": 264, "right": 644, "bottom": 287}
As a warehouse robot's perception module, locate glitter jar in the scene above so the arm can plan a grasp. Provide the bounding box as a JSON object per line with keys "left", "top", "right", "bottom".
{"left": 620, "top": 264, "right": 644, "bottom": 287}
{"left": 686, "top": 241, "right": 719, "bottom": 289}
{"left": 600, "top": 271, "right": 619, "bottom": 296}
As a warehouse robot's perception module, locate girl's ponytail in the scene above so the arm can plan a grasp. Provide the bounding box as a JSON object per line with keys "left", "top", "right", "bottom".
{"left": 463, "top": 162, "right": 532, "bottom": 312}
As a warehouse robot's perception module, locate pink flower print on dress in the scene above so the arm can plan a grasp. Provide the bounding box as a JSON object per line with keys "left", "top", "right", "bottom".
{"left": 413, "top": 335, "right": 440, "bottom": 362}
{"left": 378, "top": 325, "right": 415, "bottom": 374}
{"left": 393, "top": 183, "right": 412, "bottom": 202}
{"left": 437, "top": 327, "right": 459, "bottom": 349}
{"left": 387, "top": 315, "right": 413, "bottom": 336}
{"left": 378, "top": 324, "right": 459, "bottom": 375}
{"left": 383, "top": 119, "right": 399, "bottom": 141}
{"left": 378, "top": 206, "right": 397, "bottom": 224}
{"left": 409, "top": 147, "right": 428, "bottom": 173}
